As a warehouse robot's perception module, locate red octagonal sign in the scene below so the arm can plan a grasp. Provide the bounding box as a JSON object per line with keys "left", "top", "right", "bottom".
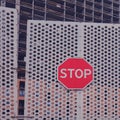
{"left": 58, "top": 58, "right": 93, "bottom": 90}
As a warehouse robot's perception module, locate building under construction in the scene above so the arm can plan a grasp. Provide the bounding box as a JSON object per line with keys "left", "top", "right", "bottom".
{"left": 0, "top": 0, "right": 120, "bottom": 119}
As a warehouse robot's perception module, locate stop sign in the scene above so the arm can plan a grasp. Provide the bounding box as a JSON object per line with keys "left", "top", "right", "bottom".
{"left": 57, "top": 58, "right": 93, "bottom": 89}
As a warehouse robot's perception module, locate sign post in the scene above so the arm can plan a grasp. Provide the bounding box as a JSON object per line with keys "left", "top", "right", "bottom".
{"left": 58, "top": 58, "right": 93, "bottom": 119}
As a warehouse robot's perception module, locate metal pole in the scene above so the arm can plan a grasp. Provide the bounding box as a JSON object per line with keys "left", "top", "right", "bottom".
{"left": 44, "top": 0, "right": 47, "bottom": 20}
{"left": 32, "top": 0, "right": 34, "bottom": 20}
{"left": 76, "top": 23, "right": 84, "bottom": 120}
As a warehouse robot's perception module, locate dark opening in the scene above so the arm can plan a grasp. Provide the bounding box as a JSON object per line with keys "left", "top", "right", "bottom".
{"left": 19, "top": 81, "right": 25, "bottom": 96}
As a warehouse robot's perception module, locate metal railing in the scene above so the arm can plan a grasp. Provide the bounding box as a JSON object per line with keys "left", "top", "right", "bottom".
{"left": 11, "top": 116, "right": 34, "bottom": 120}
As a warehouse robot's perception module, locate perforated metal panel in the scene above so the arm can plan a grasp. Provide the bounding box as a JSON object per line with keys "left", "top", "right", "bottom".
{"left": 25, "top": 21, "right": 82, "bottom": 120}
{"left": 81, "top": 23, "right": 120, "bottom": 120}
{"left": 25, "top": 21, "right": 120, "bottom": 120}
{"left": 0, "top": 7, "right": 18, "bottom": 119}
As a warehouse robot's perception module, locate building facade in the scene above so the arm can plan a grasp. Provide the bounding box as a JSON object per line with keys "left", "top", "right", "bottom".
{"left": 1, "top": 0, "right": 120, "bottom": 74}
{"left": 0, "top": 0, "right": 120, "bottom": 119}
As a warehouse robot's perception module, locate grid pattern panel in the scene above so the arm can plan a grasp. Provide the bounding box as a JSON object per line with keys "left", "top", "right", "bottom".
{"left": 82, "top": 23, "right": 120, "bottom": 120}
{"left": 2, "top": 0, "right": 120, "bottom": 23}
{"left": 25, "top": 21, "right": 81, "bottom": 120}
{"left": 0, "top": 7, "right": 18, "bottom": 119}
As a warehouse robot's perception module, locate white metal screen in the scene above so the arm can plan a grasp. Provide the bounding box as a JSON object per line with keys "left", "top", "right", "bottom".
{"left": 81, "top": 23, "right": 120, "bottom": 120}
{"left": 0, "top": 7, "right": 18, "bottom": 120}
{"left": 25, "top": 21, "right": 82, "bottom": 120}
{"left": 25, "top": 21, "right": 120, "bottom": 120}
